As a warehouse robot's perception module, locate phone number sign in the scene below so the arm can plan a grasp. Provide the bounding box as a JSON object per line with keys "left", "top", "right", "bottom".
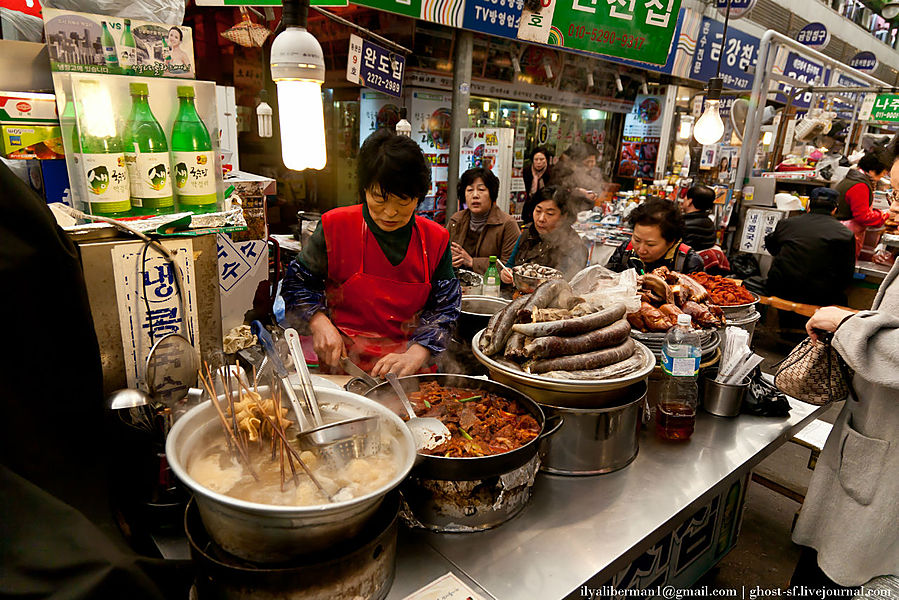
{"left": 346, "top": 34, "right": 404, "bottom": 98}
{"left": 518, "top": 0, "right": 682, "bottom": 66}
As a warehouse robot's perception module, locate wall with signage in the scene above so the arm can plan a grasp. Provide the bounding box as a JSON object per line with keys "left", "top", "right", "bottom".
{"left": 690, "top": 17, "right": 759, "bottom": 91}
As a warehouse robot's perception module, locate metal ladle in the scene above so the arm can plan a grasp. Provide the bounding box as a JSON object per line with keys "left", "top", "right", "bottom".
{"left": 384, "top": 372, "right": 451, "bottom": 452}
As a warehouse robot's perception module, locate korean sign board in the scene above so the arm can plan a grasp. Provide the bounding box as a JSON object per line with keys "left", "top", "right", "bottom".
{"left": 112, "top": 240, "right": 200, "bottom": 390}
{"left": 690, "top": 16, "right": 759, "bottom": 91}
{"left": 860, "top": 94, "right": 899, "bottom": 122}
{"left": 716, "top": 0, "right": 756, "bottom": 19}
{"left": 775, "top": 51, "right": 825, "bottom": 109}
{"left": 352, "top": 0, "right": 682, "bottom": 67}
{"left": 347, "top": 34, "right": 405, "bottom": 98}
{"left": 796, "top": 22, "right": 829, "bottom": 49}
{"left": 849, "top": 51, "right": 877, "bottom": 72}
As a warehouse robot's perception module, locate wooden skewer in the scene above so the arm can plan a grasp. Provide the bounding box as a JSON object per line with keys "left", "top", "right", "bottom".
{"left": 201, "top": 363, "right": 259, "bottom": 481}
{"left": 256, "top": 399, "right": 298, "bottom": 489}
{"left": 267, "top": 417, "right": 334, "bottom": 502}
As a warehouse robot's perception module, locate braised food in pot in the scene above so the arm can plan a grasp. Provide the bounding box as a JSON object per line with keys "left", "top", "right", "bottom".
{"left": 409, "top": 382, "right": 540, "bottom": 457}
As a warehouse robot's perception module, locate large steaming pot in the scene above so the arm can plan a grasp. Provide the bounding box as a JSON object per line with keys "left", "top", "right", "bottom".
{"left": 166, "top": 387, "right": 415, "bottom": 563}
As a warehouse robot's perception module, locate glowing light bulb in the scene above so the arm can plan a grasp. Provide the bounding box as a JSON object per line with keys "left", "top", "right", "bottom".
{"left": 276, "top": 80, "right": 326, "bottom": 170}
{"left": 693, "top": 100, "right": 724, "bottom": 145}
{"left": 256, "top": 99, "right": 273, "bottom": 138}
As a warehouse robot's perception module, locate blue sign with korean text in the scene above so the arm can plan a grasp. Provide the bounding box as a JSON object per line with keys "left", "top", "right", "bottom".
{"left": 691, "top": 17, "right": 759, "bottom": 91}
{"left": 777, "top": 52, "right": 825, "bottom": 109}
{"left": 796, "top": 22, "right": 829, "bottom": 48}
{"left": 359, "top": 38, "right": 404, "bottom": 98}
{"left": 463, "top": 0, "right": 522, "bottom": 39}
{"left": 849, "top": 51, "right": 877, "bottom": 72}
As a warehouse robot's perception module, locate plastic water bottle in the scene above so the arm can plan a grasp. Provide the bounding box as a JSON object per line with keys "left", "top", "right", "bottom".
{"left": 657, "top": 314, "right": 701, "bottom": 441}
{"left": 483, "top": 256, "right": 501, "bottom": 297}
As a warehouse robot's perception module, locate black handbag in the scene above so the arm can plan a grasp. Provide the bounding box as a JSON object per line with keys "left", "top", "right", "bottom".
{"left": 742, "top": 367, "right": 791, "bottom": 417}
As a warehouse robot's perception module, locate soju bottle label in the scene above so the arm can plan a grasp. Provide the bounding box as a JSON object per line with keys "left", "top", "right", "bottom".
{"left": 126, "top": 152, "right": 173, "bottom": 200}
{"left": 120, "top": 48, "right": 134, "bottom": 69}
{"left": 173, "top": 150, "right": 216, "bottom": 200}
{"left": 82, "top": 152, "right": 129, "bottom": 206}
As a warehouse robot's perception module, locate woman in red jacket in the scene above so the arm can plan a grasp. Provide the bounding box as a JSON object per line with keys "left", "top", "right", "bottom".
{"left": 833, "top": 152, "right": 889, "bottom": 258}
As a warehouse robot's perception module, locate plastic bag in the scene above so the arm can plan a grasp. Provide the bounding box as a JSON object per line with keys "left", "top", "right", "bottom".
{"left": 569, "top": 265, "right": 641, "bottom": 313}
{"left": 742, "top": 367, "right": 791, "bottom": 417}
{"left": 42, "top": 0, "right": 185, "bottom": 26}
{"left": 0, "top": 8, "right": 44, "bottom": 42}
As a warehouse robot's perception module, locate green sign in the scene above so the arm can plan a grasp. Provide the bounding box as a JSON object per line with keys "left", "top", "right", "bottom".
{"left": 196, "top": 0, "right": 348, "bottom": 6}
{"left": 351, "top": 0, "right": 421, "bottom": 19}
{"left": 865, "top": 94, "right": 899, "bottom": 122}
{"left": 519, "top": 0, "right": 683, "bottom": 66}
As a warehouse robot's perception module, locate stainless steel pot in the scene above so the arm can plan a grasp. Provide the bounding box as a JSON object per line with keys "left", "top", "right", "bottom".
{"left": 458, "top": 296, "right": 509, "bottom": 344}
{"left": 538, "top": 381, "right": 646, "bottom": 476}
{"left": 471, "top": 329, "right": 655, "bottom": 408}
{"left": 165, "top": 387, "right": 415, "bottom": 563}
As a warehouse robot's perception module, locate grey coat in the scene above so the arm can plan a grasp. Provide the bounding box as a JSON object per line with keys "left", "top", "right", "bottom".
{"left": 792, "top": 258, "right": 899, "bottom": 586}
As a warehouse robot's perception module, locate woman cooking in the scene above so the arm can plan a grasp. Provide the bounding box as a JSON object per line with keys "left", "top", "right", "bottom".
{"left": 447, "top": 167, "right": 520, "bottom": 274}
{"left": 499, "top": 187, "right": 589, "bottom": 282}
{"left": 282, "top": 130, "right": 461, "bottom": 377}
{"left": 605, "top": 198, "right": 705, "bottom": 274}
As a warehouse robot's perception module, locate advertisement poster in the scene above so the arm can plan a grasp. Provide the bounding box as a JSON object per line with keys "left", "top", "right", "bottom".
{"left": 359, "top": 90, "right": 401, "bottom": 142}
{"left": 618, "top": 94, "right": 662, "bottom": 179}
{"left": 459, "top": 128, "right": 515, "bottom": 213}
{"left": 43, "top": 9, "right": 195, "bottom": 79}
{"left": 409, "top": 88, "right": 452, "bottom": 222}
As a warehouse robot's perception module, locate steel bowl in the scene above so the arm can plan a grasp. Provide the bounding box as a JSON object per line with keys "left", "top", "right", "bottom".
{"left": 471, "top": 329, "right": 655, "bottom": 408}
{"left": 165, "top": 387, "right": 415, "bottom": 563}
{"left": 512, "top": 269, "right": 562, "bottom": 294}
{"left": 458, "top": 295, "right": 509, "bottom": 344}
{"left": 717, "top": 291, "right": 761, "bottom": 319}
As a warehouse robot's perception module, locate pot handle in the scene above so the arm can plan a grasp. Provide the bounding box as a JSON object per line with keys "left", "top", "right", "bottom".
{"left": 538, "top": 414, "right": 564, "bottom": 441}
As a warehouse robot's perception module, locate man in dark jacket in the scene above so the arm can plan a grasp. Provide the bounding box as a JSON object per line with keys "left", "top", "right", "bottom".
{"left": 681, "top": 184, "right": 718, "bottom": 251}
{"left": 764, "top": 187, "right": 856, "bottom": 306}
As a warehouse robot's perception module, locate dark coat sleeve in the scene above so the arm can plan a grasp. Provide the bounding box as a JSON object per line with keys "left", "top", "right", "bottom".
{"left": 683, "top": 249, "right": 706, "bottom": 273}
{"left": 281, "top": 258, "right": 327, "bottom": 331}
{"left": 764, "top": 222, "right": 785, "bottom": 255}
{"left": 605, "top": 240, "right": 630, "bottom": 272}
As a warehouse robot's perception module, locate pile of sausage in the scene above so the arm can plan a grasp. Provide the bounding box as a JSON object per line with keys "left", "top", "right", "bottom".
{"left": 479, "top": 279, "right": 637, "bottom": 375}
{"left": 628, "top": 267, "right": 726, "bottom": 332}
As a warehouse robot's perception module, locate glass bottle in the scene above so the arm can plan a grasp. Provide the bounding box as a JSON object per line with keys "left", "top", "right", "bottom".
{"left": 120, "top": 19, "right": 137, "bottom": 75}
{"left": 483, "top": 256, "right": 501, "bottom": 297}
{"left": 656, "top": 313, "right": 701, "bottom": 441}
{"left": 125, "top": 82, "right": 174, "bottom": 215}
{"left": 101, "top": 21, "right": 119, "bottom": 73}
{"left": 74, "top": 82, "right": 131, "bottom": 218}
{"left": 171, "top": 85, "right": 218, "bottom": 213}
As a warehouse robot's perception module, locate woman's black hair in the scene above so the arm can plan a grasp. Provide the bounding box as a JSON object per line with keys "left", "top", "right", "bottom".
{"left": 627, "top": 198, "right": 684, "bottom": 243}
{"left": 358, "top": 129, "right": 430, "bottom": 203}
{"left": 530, "top": 146, "right": 550, "bottom": 161}
{"left": 533, "top": 186, "right": 576, "bottom": 221}
{"left": 457, "top": 167, "right": 499, "bottom": 205}
{"left": 168, "top": 27, "right": 183, "bottom": 41}
{"left": 858, "top": 152, "right": 890, "bottom": 175}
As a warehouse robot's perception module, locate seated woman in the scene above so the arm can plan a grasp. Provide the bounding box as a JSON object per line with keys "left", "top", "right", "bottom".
{"left": 447, "top": 167, "right": 521, "bottom": 274}
{"left": 500, "top": 187, "right": 589, "bottom": 282}
{"left": 281, "top": 129, "right": 461, "bottom": 377}
{"left": 605, "top": 198, "right": 705, "bottom": 274}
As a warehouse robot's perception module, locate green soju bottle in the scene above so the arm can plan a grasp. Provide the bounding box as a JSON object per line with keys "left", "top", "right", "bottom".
{"left": 120, "top": 19, "right": 137, "bottom": 75}
{"left": 101, "top": 21, "right": 119, "bottom": 73}
{"left": 125, "top": 83, "right": 174, "bottom": 215}
{"left": 483, "top": 255, "right": 500, "bottom": 297}
{"left": 171, "top": 85, "right": 218, "bottom": 213}
{"left": 75, "top": 81, "right": 131, "bottom": 218}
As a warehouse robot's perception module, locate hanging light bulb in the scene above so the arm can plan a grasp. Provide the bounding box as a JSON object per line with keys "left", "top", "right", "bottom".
{"left": 694, "top": 77, "right": 725, "bottom": 145}
{"left": 271, "top": 0, "right": 326, "bottom": 170}
{"left": 256, "top": 89, "right": 273, "bottom": 138}
{"left": 677, "top": 115, "right": 694, "bottom": 141}
{"left": 543, "top": 57, "right": 553, "bottom": 79}
{"left": 395, "top": 106, "right": 411, "bottom": 137}
{"left": 511, "top": 54, "right": 521, "bottom": 74}
{"left": 586, "top": 71, "right": 594, "bottom": 89}
{"left": 614, "top": 74, "right": 624, "bottom": 93}
{"left": 482, "top": 100, "right": 490, "bottom": 112}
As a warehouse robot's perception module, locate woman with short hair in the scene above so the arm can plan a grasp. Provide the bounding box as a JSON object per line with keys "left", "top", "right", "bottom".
{"left": 447, "top": 167, "right": 521, "bottom": 274}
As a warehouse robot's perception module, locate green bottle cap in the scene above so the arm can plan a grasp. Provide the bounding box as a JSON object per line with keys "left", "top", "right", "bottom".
{"left": 177, "top": 86, "right": 196, "bottom": 99}
{"left": 124, "top": 18, "right": 131, "bottom": 25}
{"left": 130, "top": 82, "right": 149, "bottom": 95}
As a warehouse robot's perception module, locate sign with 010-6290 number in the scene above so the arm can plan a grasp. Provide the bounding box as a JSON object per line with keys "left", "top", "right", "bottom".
{"left": 346, "top": 34, "right": 404, "bottom": 98}
{"left": 518, "top": 0, "right": 682, "bottom": 67}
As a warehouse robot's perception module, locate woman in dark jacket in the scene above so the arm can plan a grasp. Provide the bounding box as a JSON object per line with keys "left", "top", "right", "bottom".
{"left": 501, "top": 187, "right": 589, "bottom": 281}
{"left": 606, "top": 198, "right": 705, "bottom": 274}
{"left": 520, "top": 147, "right": 552, "bottom": 224}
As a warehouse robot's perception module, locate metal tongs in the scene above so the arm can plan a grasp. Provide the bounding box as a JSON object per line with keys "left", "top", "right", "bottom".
{"left": 251, "top": 321, "right": 311, "bottom": 430}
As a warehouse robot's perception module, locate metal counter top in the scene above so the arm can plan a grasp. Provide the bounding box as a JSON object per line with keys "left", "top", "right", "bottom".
{"left": 387, "top": 398, "right": 827, "bottom": 600}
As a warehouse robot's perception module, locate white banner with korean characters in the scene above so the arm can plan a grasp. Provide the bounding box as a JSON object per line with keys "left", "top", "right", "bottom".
{"left": 740, "top": 208, "right": 783, "bottom": 255}
{"left": 217, "top": 234, "right": 268, "bottom": 336}
{"left": 112, "top": 239, "right": 200, "bottom": 389}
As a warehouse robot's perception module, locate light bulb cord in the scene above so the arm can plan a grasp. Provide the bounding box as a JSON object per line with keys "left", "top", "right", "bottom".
{"left": 281, "top": 0, "right": 309, "bottom": 29}
{"left": 715, "top": 0, "right": 732, "bottom": 78}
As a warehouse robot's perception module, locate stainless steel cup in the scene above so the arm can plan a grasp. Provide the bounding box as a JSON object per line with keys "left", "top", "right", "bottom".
{"left": 701, "top": 373, "right": 748, "bottom": 417}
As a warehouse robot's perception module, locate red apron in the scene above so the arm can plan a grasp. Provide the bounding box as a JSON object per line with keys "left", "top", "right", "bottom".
{"left": 324, "top": 207, "right": 435, "bottom": 372}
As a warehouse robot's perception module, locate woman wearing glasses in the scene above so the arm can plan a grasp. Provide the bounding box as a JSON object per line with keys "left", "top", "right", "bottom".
{"left": 282, "top": 130, "right": 461, "bottom": 377}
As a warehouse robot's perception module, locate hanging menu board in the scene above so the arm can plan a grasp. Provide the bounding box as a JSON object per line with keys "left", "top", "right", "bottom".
{"left": 618, "top": 94, "right": 663, "bottom": 179}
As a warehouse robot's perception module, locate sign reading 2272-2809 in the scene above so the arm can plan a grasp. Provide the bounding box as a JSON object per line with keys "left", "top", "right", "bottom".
{"left": 518, "top": 0, "right": 683, "bottom": 66}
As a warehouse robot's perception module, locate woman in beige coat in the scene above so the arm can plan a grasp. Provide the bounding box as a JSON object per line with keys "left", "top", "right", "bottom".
{"left": 793, "top": 221, "right": 899, "bottom": 586}
{"left": 447, "top": 167, "right": 520, "bottom": 274}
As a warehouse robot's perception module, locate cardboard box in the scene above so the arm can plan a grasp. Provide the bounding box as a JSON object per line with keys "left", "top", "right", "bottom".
{"left": 1, "top": 124, "right": 65, "bottom": 159}
{"left": 0, "top": 92, "right": 58, "bottom": 123}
